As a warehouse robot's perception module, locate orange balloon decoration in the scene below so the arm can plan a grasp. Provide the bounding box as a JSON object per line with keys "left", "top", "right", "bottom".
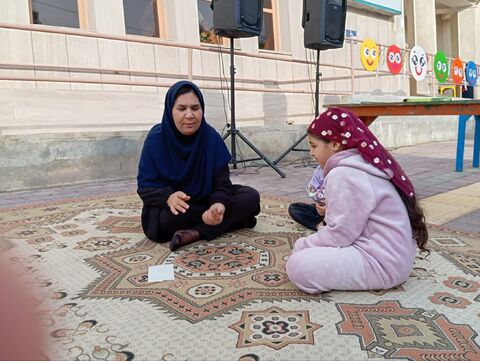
{"left": 451, "top": 58, "right": 464, "bottom": 84}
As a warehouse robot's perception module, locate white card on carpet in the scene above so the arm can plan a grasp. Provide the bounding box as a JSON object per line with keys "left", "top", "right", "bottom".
{"left": 148, "top": 264, "right": 175, "bottom": 282}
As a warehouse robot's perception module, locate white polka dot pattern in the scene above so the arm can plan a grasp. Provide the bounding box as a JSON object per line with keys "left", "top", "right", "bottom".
{"left": 307, "top": 107, "right": 415, "bottom": 198}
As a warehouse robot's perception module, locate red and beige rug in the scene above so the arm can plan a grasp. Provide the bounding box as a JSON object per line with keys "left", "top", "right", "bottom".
{"left": 0, "top": 193, "right": 479, "bottom": 360}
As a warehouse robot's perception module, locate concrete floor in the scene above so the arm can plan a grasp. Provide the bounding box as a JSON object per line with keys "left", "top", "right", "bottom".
{"left": 1, "top": 139, "right": 479, "bottom": 233}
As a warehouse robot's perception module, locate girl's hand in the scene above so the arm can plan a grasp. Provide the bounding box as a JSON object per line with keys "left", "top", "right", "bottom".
{"left": 315, "top": 202, "right": 326, "bottom": 216}
{"left": 167, "top": 191, "right": 191, "bottom": 215}
{"left": 202, "top": 203, "right": 225, "bottom": 225}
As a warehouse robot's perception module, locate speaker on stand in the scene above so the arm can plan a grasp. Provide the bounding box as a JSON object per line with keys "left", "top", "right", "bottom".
{"left": 273, "top": 0, "right": 347, "bottom": 165}
{"left": 212, "top": 0, "right": 285, "bottom": 178}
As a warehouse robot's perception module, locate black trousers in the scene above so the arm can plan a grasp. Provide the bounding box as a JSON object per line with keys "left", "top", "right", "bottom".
{"left": 288, "top": 202, "right": 324, "bottom": 231}
{"left": 142, "top": 185, "right": 260, "bottom": 242}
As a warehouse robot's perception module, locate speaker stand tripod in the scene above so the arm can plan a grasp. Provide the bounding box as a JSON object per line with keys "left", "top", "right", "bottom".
{"left": 273, "top": 49, "right": 321, "bottom": 165}
{"left": 223, "top": 37, "right": 285, "bottom": 178}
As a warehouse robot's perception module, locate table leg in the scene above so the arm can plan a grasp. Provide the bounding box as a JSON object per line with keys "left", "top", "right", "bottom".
{"left": 473, "top": 115, "right": 480, "bottom": 168}
{"left": 456, "top": 115, "right": 470, "bottom": 172}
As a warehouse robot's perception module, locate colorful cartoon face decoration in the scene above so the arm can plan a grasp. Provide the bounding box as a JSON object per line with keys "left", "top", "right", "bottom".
{"left": 433, "top": 51, "right": 449, "bottom": 83}
{"left": 409, "top": 45, "right": 427, "bottom": 81}
{"left": 360, "top": 38, "right": 380, "bottom": 71}
{"left": 465, "top": 61, "right": 477, "bottom": 86}
{"left": 451, "top": 58, "right": 464, "bottom": 84}
{"left": 386, "top": 45, "right": 402, "bottom": 74}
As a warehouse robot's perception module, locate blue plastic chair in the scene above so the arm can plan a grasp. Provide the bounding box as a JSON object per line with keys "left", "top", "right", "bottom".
{"left": 456, "top": 114, "right": 480, "bottom": 172}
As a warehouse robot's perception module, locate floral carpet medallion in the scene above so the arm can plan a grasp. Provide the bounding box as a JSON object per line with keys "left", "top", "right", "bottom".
{"left": 79, "top": 229, "right": 329, "bottom": 323}
{"left": 1, "top": 193, "right": 479, "bottom": 360}
{"left": 229, "top": 305, "right": 322, "bottom": 350}
{"left": 336, "top": 300, "right": 479, "bottom": 360}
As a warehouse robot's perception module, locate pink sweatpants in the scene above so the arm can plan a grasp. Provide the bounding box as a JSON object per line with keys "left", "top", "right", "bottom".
{"left": 286, "top": 246, "right": 387, "bottom": 294}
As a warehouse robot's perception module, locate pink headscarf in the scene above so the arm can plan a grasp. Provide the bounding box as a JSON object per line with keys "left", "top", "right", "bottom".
{"left": 308, "top": 107, "right": 415, "bottom": 198}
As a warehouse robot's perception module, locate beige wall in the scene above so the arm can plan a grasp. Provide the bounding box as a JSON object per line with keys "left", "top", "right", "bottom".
{"left": 0, "top": 0, "right": 478, "bottom": 136}
{"left": 458, "top": 6, "right": 479, "bottom": 61}
{"left": 88, "top": 0, "right": 125, "bottom": 35}
{"left": 407, "top": 0, "right": 437, "bottom": 95}
{"left": 163, "top": 0, "right": 200, "bottom": 44}
{"left": 0, "top": 0, "right": 30, "bottom": 24}
{"left": 436, "top": 15, "right": 455, "bottom": 57}
{"left": 458, "top": 6, "right": 480, "bottom": 98}
{"left": 1, "top": 0, "right": 479, "bottom": 190}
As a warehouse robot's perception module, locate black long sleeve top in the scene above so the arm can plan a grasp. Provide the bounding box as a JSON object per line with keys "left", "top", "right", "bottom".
{"left": 137, "top": 165, "right": 233, "bottom": 209}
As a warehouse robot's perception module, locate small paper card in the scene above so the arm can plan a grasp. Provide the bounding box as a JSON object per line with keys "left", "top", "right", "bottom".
{"left": 148, "top": 264, "right": 175, "bottom": 282}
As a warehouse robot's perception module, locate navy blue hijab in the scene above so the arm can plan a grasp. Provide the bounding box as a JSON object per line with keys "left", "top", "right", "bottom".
{"left": 137, "top": 81, "right": 231, "bottom": 200}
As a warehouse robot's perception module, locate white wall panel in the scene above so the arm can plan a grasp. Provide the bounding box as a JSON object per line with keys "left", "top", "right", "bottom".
{"left": 0, "top": 0, "right": 30, "bottom": 24}
{"left": 31, "top": 32, "right": 69, "bottom": 89}
{"left": 0, "top": 28, "right": 35, "bottom": 88}
{"left": 127, "top": 42, "right": 156, "bottom": 92}
{"left": 97, "top": 39, "right": 130, "bottom": 91}
{"left": 66, "top": 35, "right": 101, "bottom": 90}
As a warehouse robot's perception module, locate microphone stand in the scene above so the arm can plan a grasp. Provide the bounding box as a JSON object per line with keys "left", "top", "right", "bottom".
{"left": 274, "top": 49, "right": 321, "bottom": 164}
{"left": 222, "top": 37, "right": 286, "bottom": 178}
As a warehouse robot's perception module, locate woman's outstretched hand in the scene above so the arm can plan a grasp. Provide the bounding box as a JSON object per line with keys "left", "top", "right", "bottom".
{"left": 202, "top": 203, "right": 225, "bottom": 225}
{"left": 167, "top": 191, "right": 191, "bottom": 215}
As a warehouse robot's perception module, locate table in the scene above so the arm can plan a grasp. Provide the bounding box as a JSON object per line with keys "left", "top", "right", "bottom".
{"left": 325, "top": 100, "right": 480, "bottom": 172}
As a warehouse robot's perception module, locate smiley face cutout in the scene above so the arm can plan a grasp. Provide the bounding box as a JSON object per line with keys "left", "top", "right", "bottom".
{"left": 360, "top": 39, "right": 380, "bottom": 71}
{"left": 465, "top": 61, "right": 478, "bottom": 87}
{"left": 386, "top": 45, "right": 402, "bottom": 74}
{"left": 409, "top": 46, "right": 427, "bottom": 81}
{"left": 434, "top": 51, "right": 448, "bottom": 83}
{"left": 451, "top": 58, "right": 464, "bottom": 84}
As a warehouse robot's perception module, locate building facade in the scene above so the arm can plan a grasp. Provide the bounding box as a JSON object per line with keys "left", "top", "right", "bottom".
{"left": 0, "top": 0, "right": 479, "bottom": 190}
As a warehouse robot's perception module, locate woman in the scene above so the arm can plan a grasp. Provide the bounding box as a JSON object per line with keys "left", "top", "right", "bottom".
{"left": 137, "top": 80, "right": 260, "bottom": 251}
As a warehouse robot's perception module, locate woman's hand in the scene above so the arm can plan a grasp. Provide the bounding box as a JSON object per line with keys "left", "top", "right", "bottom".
{"left": 167, "top": 191, "right": 191, "bottom": 215}
{"left": 315, "top": 202, "right": 326, "bottom": 216}
{"left": 202, "top": 203, "right": 225, "bottom": 225}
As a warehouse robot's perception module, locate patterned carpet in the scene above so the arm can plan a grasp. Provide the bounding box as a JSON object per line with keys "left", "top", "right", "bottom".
{"left": 0, "top": 193, "right": 479, "bottom": 361}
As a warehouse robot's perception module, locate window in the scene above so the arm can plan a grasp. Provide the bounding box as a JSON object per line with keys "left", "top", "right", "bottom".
{"left": 259, "top": 0, "right": 278, "bottom": 50}
{"left": 197, "top": 0, "right": 224, "bottom": 44}
{"left": 30, "top": 0, "right": 85, "bottom": 28}
{"left": 123, "top": 0, "right": 163, "bottom": 37}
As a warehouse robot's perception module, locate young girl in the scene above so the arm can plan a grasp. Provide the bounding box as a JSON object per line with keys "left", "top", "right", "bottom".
{"left": 286, "top": 107, "right": 428, "bottom": 294}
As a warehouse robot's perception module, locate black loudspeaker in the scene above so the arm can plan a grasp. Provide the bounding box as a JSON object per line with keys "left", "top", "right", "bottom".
{"left": 302, "top": 0, "right": 347, "bottom": 50}
{"left": 212, "top": 0, "right": 263, "bottom": 38}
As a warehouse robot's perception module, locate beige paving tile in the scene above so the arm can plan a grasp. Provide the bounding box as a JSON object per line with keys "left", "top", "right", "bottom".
{"left": 421, "top": 181, "right": 480, "bottom": 225}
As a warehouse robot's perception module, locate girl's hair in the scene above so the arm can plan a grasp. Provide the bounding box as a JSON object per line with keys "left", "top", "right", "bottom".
{"left": 310, "top": 132, "right": 429, "bottom": 251}
{"left": 396, "top": 187, "right": 429, "bottom": 252}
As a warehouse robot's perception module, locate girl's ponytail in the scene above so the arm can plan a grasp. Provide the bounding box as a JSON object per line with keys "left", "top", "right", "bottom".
{"left": 396, "top": 186, "right": 429, "bottom": 251}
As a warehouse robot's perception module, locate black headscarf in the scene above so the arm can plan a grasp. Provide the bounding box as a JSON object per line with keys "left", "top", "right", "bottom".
{"left": 137, "top": 81, "right": 231, "bottom": 200}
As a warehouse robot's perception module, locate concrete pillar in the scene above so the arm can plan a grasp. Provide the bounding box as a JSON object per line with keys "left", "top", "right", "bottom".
{"left": 412, "top": 0, "right": 437, "bottom": 53}
{"left": 436, "top": 14, "right": 455, "bottom": 57}
{"left": 477, "top": 7, "right": 480, "bottom": 64}
{"left": 286, "top": 0, "right": 304, "bottom": 58}
{"left": 458, "top": 7, "right": 478, "bottom": 61}
{"left": 87, "top": 0, "right": 126, "bottom": 35}
{"left": 458, "top": 6, "right": 480, "bottom": 99}
{"left": 162, "top": 0, "right": 199, "bottom": 44}
{"left": 0, "top": 0, "right": 30, "bottom": 24}
{"left": 405, "top": 0, "right": 437, "bottom": 96}
{"left": 276, "top": 0, "right": 293, "bottom": 54}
